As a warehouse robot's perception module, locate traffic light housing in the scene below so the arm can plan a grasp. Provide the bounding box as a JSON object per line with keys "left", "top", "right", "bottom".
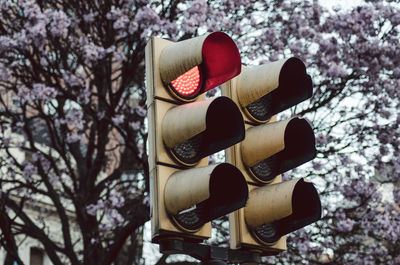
{"left": 235, "top": 57, "right": 312, "bottom": 124}
{"left": 146, "top": 32, "right": 248, "bottom": 243}
{"left": 147, "top": 32, "right": 241, "bottom": 104}
{"left": 222, "top": 58, "right": 321, "bottom": 254}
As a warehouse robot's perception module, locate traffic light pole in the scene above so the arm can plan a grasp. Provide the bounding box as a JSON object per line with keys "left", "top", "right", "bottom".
{"left": 159, "top": 239, "right": 261, "bottom": 264}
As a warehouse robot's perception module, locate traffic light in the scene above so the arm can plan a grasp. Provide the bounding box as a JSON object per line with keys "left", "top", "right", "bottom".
{"left": 222, "top": 58, "right": 322, "bottom": 254}
{"left": 145, "top": 32, "right": 248, "bottom": 243}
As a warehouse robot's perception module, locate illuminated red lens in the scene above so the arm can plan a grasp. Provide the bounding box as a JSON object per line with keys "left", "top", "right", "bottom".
{"left": 170, "top": 66, "right": 202, "bottom": 98}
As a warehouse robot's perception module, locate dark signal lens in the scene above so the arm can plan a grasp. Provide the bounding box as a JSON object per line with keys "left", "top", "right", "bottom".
{"left": 169, "top": 66, "right": 202, "bottom": 99}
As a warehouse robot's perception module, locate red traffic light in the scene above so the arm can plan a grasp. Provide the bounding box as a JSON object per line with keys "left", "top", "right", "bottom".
{"left": 162, "top": 32, "right": 241, "bottom": 101}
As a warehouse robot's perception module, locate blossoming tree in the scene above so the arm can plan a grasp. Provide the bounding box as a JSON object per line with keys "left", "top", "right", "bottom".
{"left": 0, "top": 0, "right": 399, "bottom": 264}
